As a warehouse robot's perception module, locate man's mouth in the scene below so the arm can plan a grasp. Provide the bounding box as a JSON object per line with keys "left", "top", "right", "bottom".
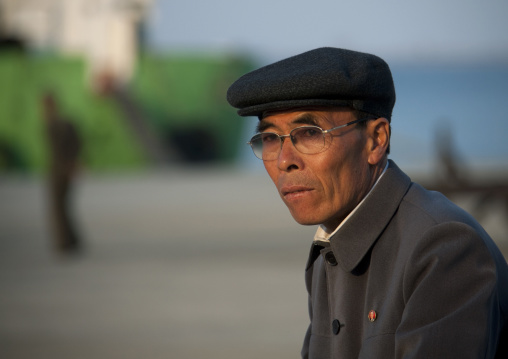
{"left": 280, "top": 185, "right": 314, "bottom": 200}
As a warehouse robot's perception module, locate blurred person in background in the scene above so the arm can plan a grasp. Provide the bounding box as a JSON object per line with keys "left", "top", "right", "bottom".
{"left": 227, "top": 47, "right": 508, "bottom": 358}
{"left": 41, "top": 91, "right": 82, "bottom": 255}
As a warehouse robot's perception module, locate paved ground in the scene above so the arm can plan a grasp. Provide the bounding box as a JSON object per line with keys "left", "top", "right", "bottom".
{"left": 0, "top": 167, "right": 316, "bottom": 359}
{"left": 1, "top": 167, "right": 506, "bottom": 359}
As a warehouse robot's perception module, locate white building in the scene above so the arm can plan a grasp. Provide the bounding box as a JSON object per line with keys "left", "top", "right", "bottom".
{"left": 0, "top": 0, "right": 152, "bottom": 89}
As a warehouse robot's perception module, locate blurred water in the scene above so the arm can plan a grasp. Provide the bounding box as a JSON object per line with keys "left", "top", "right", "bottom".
{"left": 391, "top": 64, "right": 508, "bottom": 172}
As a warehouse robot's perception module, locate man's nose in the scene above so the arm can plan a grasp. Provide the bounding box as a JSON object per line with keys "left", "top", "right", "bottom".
{"left": 277, "top": 136, "right": 301, "bottom": 171}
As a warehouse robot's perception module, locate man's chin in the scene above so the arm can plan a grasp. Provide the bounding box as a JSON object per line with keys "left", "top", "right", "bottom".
{"left": 289, "top": 211, "right": 321, "bottom": 226}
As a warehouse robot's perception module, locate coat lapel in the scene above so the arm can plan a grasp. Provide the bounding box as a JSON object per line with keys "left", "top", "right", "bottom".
{"left": 329, "top": 160, "right": 412, "bottom": 273}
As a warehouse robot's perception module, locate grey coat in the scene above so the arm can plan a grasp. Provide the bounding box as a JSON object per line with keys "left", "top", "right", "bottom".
{"left": 302, "top": 160, "right": 508, "bottom": 358}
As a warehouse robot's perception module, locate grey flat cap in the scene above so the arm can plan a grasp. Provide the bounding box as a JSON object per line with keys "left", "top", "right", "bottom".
{"left": 227, "top": 47, "right": 395, "bottom": 120}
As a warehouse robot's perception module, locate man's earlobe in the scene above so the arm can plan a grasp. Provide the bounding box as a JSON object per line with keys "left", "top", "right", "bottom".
{"left": 367, "top": 118, "right": 390, "bottom": 165}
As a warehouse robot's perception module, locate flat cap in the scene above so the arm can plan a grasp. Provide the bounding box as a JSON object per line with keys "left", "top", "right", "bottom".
{"left": 227, "top": 47, "right": 396, "bottom": 120}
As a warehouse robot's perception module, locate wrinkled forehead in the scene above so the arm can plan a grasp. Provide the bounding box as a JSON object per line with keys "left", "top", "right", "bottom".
{"left": 257, "top": 107, "right": 355, "bottom": 132}
{"left": 260, "top": 105, "right": 346, "bottom": 119}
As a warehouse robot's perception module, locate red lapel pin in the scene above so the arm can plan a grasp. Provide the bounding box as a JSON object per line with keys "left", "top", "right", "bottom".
{"left": 368, "top": 310, "right": 377, "bottom": 322}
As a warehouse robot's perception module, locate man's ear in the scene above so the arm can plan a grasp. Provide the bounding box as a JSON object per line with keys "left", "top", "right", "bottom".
{"left": 367, "top": 118, "right": 390, "bottom": 165}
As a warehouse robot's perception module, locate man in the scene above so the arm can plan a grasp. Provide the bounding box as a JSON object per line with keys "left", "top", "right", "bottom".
{"left": 227, "top": 47, "right": 508, "bottom": 358}
{"left": 42, "top": 91, "right": 82, "bottom": 254}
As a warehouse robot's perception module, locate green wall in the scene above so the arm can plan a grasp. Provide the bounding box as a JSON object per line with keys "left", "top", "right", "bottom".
{"left": 0, "top": 51, "right": 253, "bottom": 172}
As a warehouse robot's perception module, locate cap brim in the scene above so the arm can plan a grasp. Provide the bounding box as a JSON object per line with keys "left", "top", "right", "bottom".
{"left": 237, "top": 99, "right": 353, "bottom": 117}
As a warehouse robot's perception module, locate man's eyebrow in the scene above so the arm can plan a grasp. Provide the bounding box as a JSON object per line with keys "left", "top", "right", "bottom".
{"left": 256, "top": 120, "right": 273, "bottom": 133}
{"left": 257, "top": 113, "right": 320, "bottom": 133}
{"left": 292, "top": 113, "right": 320, "bottom": 127}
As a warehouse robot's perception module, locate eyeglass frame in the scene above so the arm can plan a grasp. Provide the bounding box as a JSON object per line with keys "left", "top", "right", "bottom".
{"left": 247, "top": 117, "right": 371, "bottom": 160}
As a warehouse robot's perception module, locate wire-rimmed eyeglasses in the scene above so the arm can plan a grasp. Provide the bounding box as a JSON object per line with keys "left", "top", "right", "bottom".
{"left": 247, "top": 118, "right": 369, "bottom": 161}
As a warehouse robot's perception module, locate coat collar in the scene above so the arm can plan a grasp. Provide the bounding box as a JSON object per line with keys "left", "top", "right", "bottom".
{"left": 328, "top": 160, "right": 411, "bottom": 273}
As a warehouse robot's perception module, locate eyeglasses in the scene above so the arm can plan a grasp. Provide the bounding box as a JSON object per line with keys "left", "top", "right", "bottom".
{"left": 247, "top": 118, "right": 369, "bottom": 161}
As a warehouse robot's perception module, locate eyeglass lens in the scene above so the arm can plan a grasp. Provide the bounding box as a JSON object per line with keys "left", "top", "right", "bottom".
{"left": 250, "top": 126, "right": 327, "bottom": 160}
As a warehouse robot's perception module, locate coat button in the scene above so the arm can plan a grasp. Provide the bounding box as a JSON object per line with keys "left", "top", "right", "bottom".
{"left": 332, "top": 319, "right": 341, "bottom": 335}
{"left": 325, "top": 252, "right": 338, "bottom": 266}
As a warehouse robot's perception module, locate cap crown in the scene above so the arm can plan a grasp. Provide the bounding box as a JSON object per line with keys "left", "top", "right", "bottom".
{"left": 227, "top": 47, "right": 396, "bottom": 119}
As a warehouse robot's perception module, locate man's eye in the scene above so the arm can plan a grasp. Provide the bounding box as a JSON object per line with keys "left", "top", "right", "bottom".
{"left": 262, "top": 134, "right": 278, "bottom": 143}
{"left": 300, "top": 128, "right": 320, "bottom": 137}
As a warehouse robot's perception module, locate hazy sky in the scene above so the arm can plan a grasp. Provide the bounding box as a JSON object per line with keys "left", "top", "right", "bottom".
{"left": 145, "top": 0, "right": 508, "bottom": 65}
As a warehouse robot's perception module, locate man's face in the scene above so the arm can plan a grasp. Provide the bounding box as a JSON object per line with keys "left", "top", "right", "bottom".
{"left": 260, "top": 108, "right": 377, "bottom": 231}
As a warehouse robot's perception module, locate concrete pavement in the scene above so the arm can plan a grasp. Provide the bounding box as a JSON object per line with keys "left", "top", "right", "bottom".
{"left": 0, "top": 167, "right": 315, "bottom": 359}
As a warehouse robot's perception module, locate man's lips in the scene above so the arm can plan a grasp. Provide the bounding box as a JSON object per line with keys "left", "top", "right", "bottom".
{"left": 280, "top": 185, "right": 314, "bottom": 200}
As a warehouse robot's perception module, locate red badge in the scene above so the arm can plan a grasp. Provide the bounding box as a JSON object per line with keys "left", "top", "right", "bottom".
{"left": 368, "top": 310, "right": 377, "bottom": 322}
